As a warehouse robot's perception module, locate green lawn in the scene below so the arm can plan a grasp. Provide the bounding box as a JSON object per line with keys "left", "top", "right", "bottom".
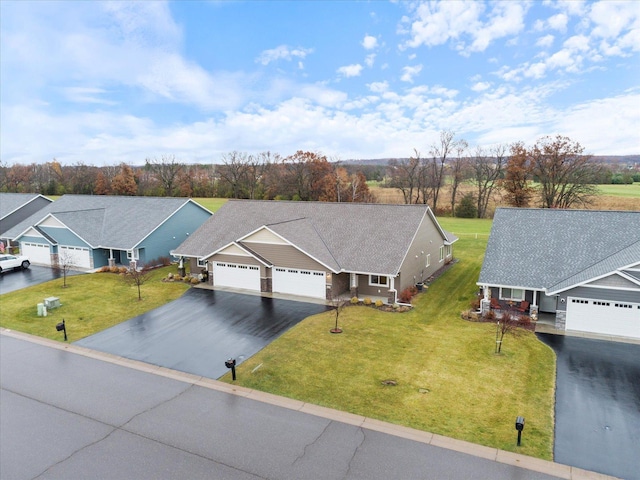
{"left": 595, "top": 183, "right": 640, "bottom": 197}
{"left": 1, "top": 215, "right": 556, "bottom": 460}
{"left": 220, "top": 224, "right": 556, "bottom": 460}
{"left": 0, "top": 266, "right": 190, "bottom": 341}
{"left": 194, "top": 197, "right": 227, "bottom": 212}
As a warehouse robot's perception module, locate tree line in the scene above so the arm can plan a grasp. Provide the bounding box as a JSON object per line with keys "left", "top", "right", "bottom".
{"left": 0, "top": 151, "right": 374, "bottom": 203}
{"left": 1, "top": 133, "right": 632, "bottom": 217}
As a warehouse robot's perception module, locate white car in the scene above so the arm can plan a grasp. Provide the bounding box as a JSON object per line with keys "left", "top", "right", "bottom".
{"left": 0, "top": 254, "right": 30, "bottom": 274}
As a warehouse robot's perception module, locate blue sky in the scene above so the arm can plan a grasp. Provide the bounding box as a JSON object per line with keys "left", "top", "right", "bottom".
{"left": 1, "top": 0, "right": 639, "bottom": 166}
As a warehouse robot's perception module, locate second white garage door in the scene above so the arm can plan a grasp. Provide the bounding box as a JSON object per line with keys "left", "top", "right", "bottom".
{"left": 214, "top": 262, "right": 260, "bottom": 291}
{"left": 273, "top": 267, "right": 326, "bottom": 299}
{"left": 566, "top": 297, "right": 640, "bottom": 339}
{"left": 59, "top": 246, "right": 92, "bottom": 269}
{"left": 21, "top": 242, "right": 52, "bottom": 266}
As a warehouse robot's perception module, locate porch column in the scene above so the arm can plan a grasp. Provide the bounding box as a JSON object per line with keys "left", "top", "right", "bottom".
{"left": 387, "top": 276, "right": 397, "bottom": 304}
{"left": 529, "top": 290, "right": 539, "bottom": 320}
{"left": 350, "top": 272, "right": 358, "bottom": 298}
{"left": 480, "top": 285, "right": 491, "bottom": 315}
{"left": 108, "top": 249, "right": 115, "bottom": 267}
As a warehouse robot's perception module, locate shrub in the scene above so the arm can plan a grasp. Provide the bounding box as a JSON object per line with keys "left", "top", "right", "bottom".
{"left": 190, "top": 277, "right": 200, "bottom": 285}
{"left": 484, "top": 309, "right": 496, "bottom": 321}
{"left": 99, "top": 266, "right": 110, "bottom": 273}
{"left": 174, "top": 275, "right": 182, "bottom": 282}
{"left": 470, "top": 298, "right": 481, "bottom": 310}
{"left": 363, "top": 297, "right": 372, "bottom": 305}
{"left": 399, "top": 286, "right": 418, "bottom": 303}
{"left": 118, "top": 267, "right": 128, "bottom": 274}
{"left": 375, "top": 299, "right": 384, "bottom": 307}
{"left": 109, "top": 266, "right": 119, "bottom": 273}
{"left": 456, "top": 193, "right": 477, "bottom": 218}
{"left": 350, "top": 296, "right": 359, "bottom": 304}
{"left": 518, "top": 315, "right": 532, "bottom": 326}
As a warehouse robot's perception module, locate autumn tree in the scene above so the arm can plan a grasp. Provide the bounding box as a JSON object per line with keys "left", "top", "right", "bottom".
{"left": 111, "top": 163, "right": 138, "bottom": 195}
{"left": 530, "top": 135, "right": 601, "bottom": 208}
{"left": 502, "top": 141, "right": 534, "bottom": 207}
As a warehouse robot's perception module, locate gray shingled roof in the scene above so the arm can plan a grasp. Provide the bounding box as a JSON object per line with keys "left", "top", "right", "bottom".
{"left": 173, "top": 200, "right": 453, "bottom": 275}
{"left": 4, "top": 195, "right": 199, "bottom": 249}
{"left": 478, "top": 208, "right": 640, "bottom": 292}
{"left": 0, "top": 193, "right": 51, "bottom": 220}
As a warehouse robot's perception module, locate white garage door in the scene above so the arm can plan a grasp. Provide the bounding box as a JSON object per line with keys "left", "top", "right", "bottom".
{"left": 214, "top": 262, "right": 260, "bottom": 291}
{"left": 60, "top": 246, "right": 92, "bottom": 269}
{"left": 566, "top": 297, "right": 640, "bottom": 339}
{"left": 21, "top": 242, "right": 51, "bottom": 266}
{"left": 273, "top": 267, "right": 326, "bottom": 299}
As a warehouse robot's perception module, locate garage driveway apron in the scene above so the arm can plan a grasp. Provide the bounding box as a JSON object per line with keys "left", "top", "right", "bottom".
{"left": 0, "top": 265, "right": 83, "bottom": 295}
{"left": 537, "top": 333, "right": 640, "bottom": 480}
{"left": 75, "top": 288, "right": 329, "bottom": 380}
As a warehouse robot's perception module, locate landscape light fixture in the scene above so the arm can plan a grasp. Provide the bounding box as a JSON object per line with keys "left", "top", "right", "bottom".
{"left": 515, "top": 416, "right": 525, "bottom": 446}
{"left": 56, "top": 319, "right": 67, "bottom": 341}
{"left": 225, "top": 358, "right": 237, "bottom": 381}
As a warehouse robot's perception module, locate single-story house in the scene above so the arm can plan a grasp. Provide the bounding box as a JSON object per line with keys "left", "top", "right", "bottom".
{"left": 3, "top": 195, "right": 212, "bottom": 270}
{"left": 172, "top": 200, "right": 458, "bottom": 303}
{"left": 478, "top": 208, "right": 640, "bottom": 340}
{"left": 0, "top": 193, "right": 53, "bottom": 249}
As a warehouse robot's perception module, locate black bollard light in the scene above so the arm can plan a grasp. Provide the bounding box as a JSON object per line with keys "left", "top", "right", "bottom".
{"left": 515, "top": 416, "right": 525, "bottom": 446}
{"left": 225, "top": 358, "right": 237, "bottom": 381}
{"left": 56, "top": 319, "right": 67, "bottom": 341}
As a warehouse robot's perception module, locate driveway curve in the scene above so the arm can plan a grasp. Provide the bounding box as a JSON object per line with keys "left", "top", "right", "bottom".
{"left": 76, "top": 288, "right": 329, "bottom": 379}
{"left": 537, "top": 333, "right": 640, "bottom": 480}
{"left": 0, "top": 265, "right": 83, "bottom": 295}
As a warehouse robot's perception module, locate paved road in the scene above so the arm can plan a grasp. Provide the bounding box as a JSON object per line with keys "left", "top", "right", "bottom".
{"left": 1, "top": 332, "right": 572, "bottom": 480}
{"left": 0, "top": 265, "right": 83, "bottom": 295}
{"left": 538, "top": 333, "right": 640, "bottom": 480}
{"left": 75, "top": 288, "right": 329, "bottom": 379}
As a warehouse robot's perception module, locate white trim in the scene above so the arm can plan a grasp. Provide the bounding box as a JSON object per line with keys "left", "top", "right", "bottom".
{"left": 579, "top": 283, "right": 640, "bottom": 292}
{"left": 499, "top": 287, "right": 525, "bottom": 301}
{"left": 426, "top": 253, "right": 430, "bottom": 268}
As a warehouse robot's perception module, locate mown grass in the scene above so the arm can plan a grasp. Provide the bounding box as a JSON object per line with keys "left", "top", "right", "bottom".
{"left": 220, "top": 220, "right": 556, "bottom": 460}
{"left": 0, "top": 266, "right": 189, "bottom": 341}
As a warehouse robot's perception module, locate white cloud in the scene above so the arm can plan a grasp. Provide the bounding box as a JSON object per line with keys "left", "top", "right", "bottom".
{"left": 547, "top": 13, "right": 568, "bottom": 32}
{"left": 256, "top": 45, "right": 313, "bottom": 65}
{"left": 401, "top": 65, "right": 423, "bottom": 83}
{"left": 403, "top": 1, "right": 528, "bottom": 54}
{"left": 368, "top": 81, "right": 389, "bottom": 93}
{"left": 536, "top": 34, "right": 555, "bottom": 48}
{"left": 365, "top": 54, "right": 376, "bottom": 67}
{"left": 362, "top": 35, "right": 378, "bottom": 50}
{"left": 337, "top": 64, "right": 363, "bottom": 78}
{"left": 471, "top": 81, "right": 491, "bottom": 92}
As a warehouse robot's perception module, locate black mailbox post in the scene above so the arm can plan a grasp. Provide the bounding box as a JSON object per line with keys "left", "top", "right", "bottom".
{"left": 225, "top": 358, "right": 237, "bottom": 381}
{"left": 515, "top": 416, "right": 525, "bottom": 446}
{"left": 56, "top": 319, "right": 67, "bottom": 341}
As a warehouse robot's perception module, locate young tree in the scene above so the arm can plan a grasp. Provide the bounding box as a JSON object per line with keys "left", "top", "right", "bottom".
{"left": 122, "top": 264, "right": 152, "bottom": 301}
{"left": 502, "top": 141, "right": 534, "bottom": 207}
{"left": 494, "top": 312, "right": 520, "bottom": 354}
{"left": 330, "top": 298, "right": 348, "bottom": 333}
{"left": 55, "top": 250, "right": 77, "bottom": 288}
{"left": 145, "top": 155, "right": 184, "bottom": 197}
{"left": 450, "top": 139, "right": 469, "bottom": 216}
{"left": 530, "top": 135, "right": 601, "bottom": 208}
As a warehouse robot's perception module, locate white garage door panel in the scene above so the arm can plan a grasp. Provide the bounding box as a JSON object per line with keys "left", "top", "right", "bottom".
{"left": 214, "top": 262, "right": 260, "bottom": 291}
{"left": 566, "top": 297, "right": 640, "bottom": 339}
{"left": 21, "top": 243, "right": 51, "bottom": 266}
{"left": 60, "top": 246, "right": 92, "bottom": 269}
{"left": 273, "top": 268, "right": 326, "bottom": 299}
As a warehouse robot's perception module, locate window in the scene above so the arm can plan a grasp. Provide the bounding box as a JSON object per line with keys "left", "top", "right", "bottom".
{"left": 426, "top": 254, "right": 430, "bottom": 268}
{"left": 197, "top": 258, "right": 207, "bottom": 268}
{"left": 369, "top": 275, "right": 389, "bottom": 287}
{"left": 500, "top": 288, "right": 524, "bottom": 301}
{"left": 439, "top": 246, "right": 444, "bottom": 262}
{"left": 127, "top": 249, "right": 139, "bottom": 260}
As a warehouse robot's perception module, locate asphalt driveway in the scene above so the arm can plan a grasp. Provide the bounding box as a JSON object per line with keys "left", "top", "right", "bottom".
{"left": 0, "top": 265, "right": 83, "bottom": 295}
{"left": 537, "top": 333, "right": 640, "bottom": 480}
{"left": 76, "top": 288, "right": 329, "bottom": 379}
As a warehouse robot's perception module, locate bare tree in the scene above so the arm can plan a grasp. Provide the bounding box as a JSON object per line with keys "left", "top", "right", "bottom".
{"left": 330, "top": 298, "right": 348, "bottom": 333}
{"left": 55, "top": 250, "right": 77, "bottom": 288}
{"left": 388, "top": 153, "right": 421, "bottom": 204}
{"left": 502, "top": 141, "right": 534, "bottom": 207}
{"left": 122, "top": 264, "right": 152, "bottom": 301}
{"left": 145, "top": 155, "right": 184, "bottom": 197}
{"left": 494, "top": 312, "right": 521, "bottom": 354}
{"left": 218, "top": 151, "right": 250, "bottom": 199}
{"left": 428, "top": 130, "right": 457, "bottom": 211}
{"left": 471, "top": 145, "right": 506, "bottom": 218}
{"left": 530, "top": 135, "right": 601, "bottom": 208}
{"left": 450, "top": 139, "right": 469, "bottom": 216}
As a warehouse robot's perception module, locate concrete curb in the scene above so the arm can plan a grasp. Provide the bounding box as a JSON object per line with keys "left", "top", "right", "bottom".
{"left": 1, "top": 328, "right": 621, "bottom": 480}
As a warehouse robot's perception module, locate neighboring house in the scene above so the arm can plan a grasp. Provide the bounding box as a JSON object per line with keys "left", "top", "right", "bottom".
{"left": 172, "top": 200, "right": 457, "bottom": 303}
{"left": 478, "top": 208, "right": 640, "bottom": 340}
{"left": 0, "top": 193, "right": 53, "bottom": 249}
{"left": 3, "top": 195, "right": 212, "bottom": 270}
